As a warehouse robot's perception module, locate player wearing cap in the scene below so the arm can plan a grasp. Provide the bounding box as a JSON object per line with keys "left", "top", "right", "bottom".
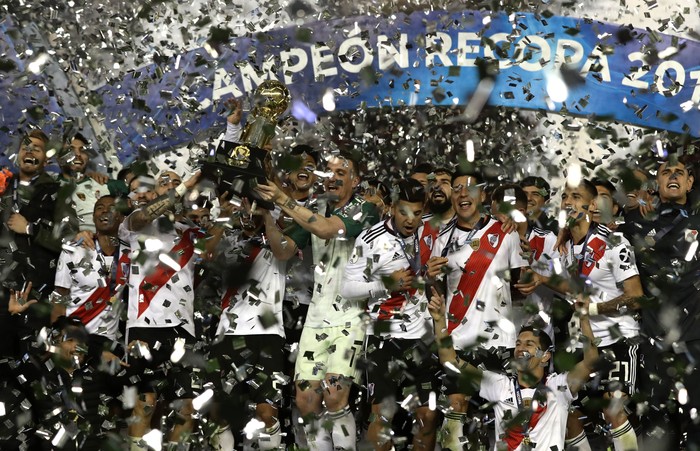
{"left": 341, "top": 179, "right": 440, "bottom": 451}
{"left": 558, "top": 179, "right": 643, "bottom": 451}
{"left": 425, "top": 170, "right": 530, "bottom": 450}
{"left": 255, "top": 152, "right": 380, "bottom": 451}
{"left": 428, "top": 285, "right": 598, "bottom": 451}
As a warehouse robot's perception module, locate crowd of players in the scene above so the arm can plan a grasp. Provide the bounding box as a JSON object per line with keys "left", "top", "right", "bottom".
{"left": 0, "top": 107, "right": 698, "bottom": 451}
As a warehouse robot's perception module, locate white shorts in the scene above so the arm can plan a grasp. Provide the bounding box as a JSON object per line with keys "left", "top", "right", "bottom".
{"left": 294, "top": 323, "right": 366, "bottom": 381}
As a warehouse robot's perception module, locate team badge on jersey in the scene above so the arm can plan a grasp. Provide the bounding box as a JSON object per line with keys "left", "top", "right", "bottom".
{"left": 470, "top": 238, "right": 480, "bottom": 251}
{"left": 424, "top": 234, "right": 433, "bottom": 250}
{"left": 487, "top": 233, "right": 500, "bottom": 248}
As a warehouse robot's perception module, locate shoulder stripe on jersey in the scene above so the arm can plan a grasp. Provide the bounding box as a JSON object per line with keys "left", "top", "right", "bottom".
{"left": 363, "top": 222, "right": 389, "bottom": 243}
{"left": 437, "top": 219, "right": 456, "bottom": 238}
{"left": 531, "top": 226, "right": 551, "bottom": 236}
{"left": 596, "top": 223, "right": 611, "bottom": 237}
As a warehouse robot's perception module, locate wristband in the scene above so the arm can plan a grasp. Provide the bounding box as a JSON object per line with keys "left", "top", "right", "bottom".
{"left": 25, "top": 223, "right": 33, "bottom": 236}
{"left": 587, "top": 302, "right": 599, "bottom": 316}
{"left": 174, "top": 183, "right": 187, "bottom": 198}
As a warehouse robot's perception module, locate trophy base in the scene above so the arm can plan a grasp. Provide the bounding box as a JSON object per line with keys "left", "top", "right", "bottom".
{"left": 200, "top": 141, "right": 274, "bottom": 210}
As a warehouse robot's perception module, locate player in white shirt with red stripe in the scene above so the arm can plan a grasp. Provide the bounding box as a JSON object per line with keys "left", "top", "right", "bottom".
{"left": 426, "top": 171, "right": 530, "bottom": 450}
{"left": 428, "top": 286, "right": 599, "bottom": 451}
{"left": 558, "top": 179, "right": 644, "bottom": 451}
{"left": 52, "top": 195, "right": 127, "bottom": 367}
{"left": 490, "top": 185, "right": 560, "bottom": 340}
{"left": 119, "top": 170, "right": 206, "bottom": 451}
{"left": 341, "top": 179, "right": 440, "bottom": 451}
{"left": 419, "top": 167, "right": 456, "bottom": 267}
{"left": 210, "top": 202, "right": 297, "bottom": 451}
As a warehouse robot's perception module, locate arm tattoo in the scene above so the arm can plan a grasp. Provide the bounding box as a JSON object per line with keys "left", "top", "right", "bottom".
{"left": 283, "top": 197, "right": 297, "bottom": 211}
{"left": 145, "top": 194, "right": 176, "bottom": 219}
{"left": 597, "top": 294, "right": 641, "bottom": 315}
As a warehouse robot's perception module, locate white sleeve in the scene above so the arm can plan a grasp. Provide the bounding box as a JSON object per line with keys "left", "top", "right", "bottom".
{"left": 54, "top": 251, "right": 73, "bottom": 290}
{"left": 549, "top": 372, "right": 576, "bottom": 404}
{"left": 478, "top": 370, "right": 507, "bottom": 402}
{"left": 340, "top": 235, "right": 386, "bottom": 300}
{"left": 224, "top": 122, "right": 242, "bottom": 142}
{"left": 508, "top": 231, "right": 529, "bottom": 269}
{"left": 610, "top": 236, "right": 639, "bottom": 282}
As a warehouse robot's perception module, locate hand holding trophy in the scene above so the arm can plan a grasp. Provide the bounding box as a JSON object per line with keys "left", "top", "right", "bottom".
{"left": 202, "top": 80, "right": 291, "bottom": 208}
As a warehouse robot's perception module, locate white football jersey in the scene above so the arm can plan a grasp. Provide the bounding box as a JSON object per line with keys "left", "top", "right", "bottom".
{"left": 216, "top": 232, "right": 287, "bottom": 337}
{"left": 431, "top": 216, "right": 528, "bottom": 350}
{"left": 344, "top": 220, "right": 432, "bottom": 339}
{"left": 561, "top": 224, "right": 640, "bottom": 347}
{"left": 54, "top": 241, "right": 127, "bottom": 340}
{"left": 120, "top": 216, "right": 203, "bottom": 336}
{"left": 480, "top": 372, "right": 575, "bottom": 451}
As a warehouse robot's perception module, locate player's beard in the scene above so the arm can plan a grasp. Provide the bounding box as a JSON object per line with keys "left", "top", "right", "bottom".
{"left": 429, "top": 197, "right": 451, "bottom": 215}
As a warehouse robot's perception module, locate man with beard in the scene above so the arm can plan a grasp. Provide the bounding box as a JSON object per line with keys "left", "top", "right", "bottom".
{"left": 57, "top": 133, "right": 124, "bottom": 235}
{"left": 0, "top": 130, "right": 66, "bottom": 361}
{"left": 418, "top": 167, "right": 455, "bottom": 268}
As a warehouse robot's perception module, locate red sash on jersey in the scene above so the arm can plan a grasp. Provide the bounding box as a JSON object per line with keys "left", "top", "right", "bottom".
{"left": 378, "top": 225, "right": 435, "bottom": 321}
{"left": 137, "top": 228, "right": 200, "bottom": 317}
{"left": 71, "top": 247, "right": 131, "bottom": 325}
{"left": 71, "top": 286, "right": 110, "bottom": 325}
{"left": 528, "top": 234, "right": 545, "bottom": 262}
{"left": 447, "top": 221, "right": 508, "bottom": 333}
{"left": 579, "top": 236, "right": 606, "bottom": 277}
{"left": 504, "top": 404, "right": 547, "bottom": 450}
{"left": 221, "top": 244, "right": 263, "bottom": 310}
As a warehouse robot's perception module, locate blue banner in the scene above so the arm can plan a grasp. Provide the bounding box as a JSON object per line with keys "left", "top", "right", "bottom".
{"left": 42, "top": 11, "right": 700, "bottom": 163}
{"left": 0, "top": 18, "right": 66, "bottom": 165}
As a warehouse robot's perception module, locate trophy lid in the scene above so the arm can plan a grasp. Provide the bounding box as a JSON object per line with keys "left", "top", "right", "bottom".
{"left": 252, "top": 80, "right": 291, "bottom": 118}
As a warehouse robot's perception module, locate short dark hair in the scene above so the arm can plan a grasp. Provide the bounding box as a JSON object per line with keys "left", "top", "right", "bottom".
{"left": 491, "top": 184, "right": 528, "bottom": 211}
{"left": 432, "top": 166, "right": 454, "bottom": 180}
{"left": 290, "top": 144, "right": 319, "bottom": 166}
{"left": 395, "top": 178, "right": 426, "bottom": 204}
{"left": 23, "top": 129, "right": 49, "bottom": 149}
{"left": 579, "top": 179, "right": 599, "bottom": 200}
{"left": 363, "top": 178, "right": 391, "bottom": 204}
{"left": 518, "top": 326, "right": 553, "bottom": 352}
{"left": 520, "top": 176, "right": 551, "bottom": 200}
{"left": 117, "top": 166, "right": 132, "bottom": 182}
{"left": 411, "top": 162, "right": 434, "bottom": 175}
{"left": 50, "top": 315, "right": 89, "bottom": 344}
{"left": 336, "top": 151, "right": 361, "bottom": 177}
{"left": 71, "top": 132, "right": 89, "bottom": 147}
{"left": 658, "top": 152, "right": 697, "bottom": 179}
{"left": 452, "top": 168, "right": 483, "bottom": 186}
{"left": 592, "top": 178, "right": 616, "bottom": 195}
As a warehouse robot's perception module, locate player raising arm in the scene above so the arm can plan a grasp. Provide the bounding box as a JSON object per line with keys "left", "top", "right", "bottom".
{"left": 428, "top": 287, "right": 598, "bottom": 451}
